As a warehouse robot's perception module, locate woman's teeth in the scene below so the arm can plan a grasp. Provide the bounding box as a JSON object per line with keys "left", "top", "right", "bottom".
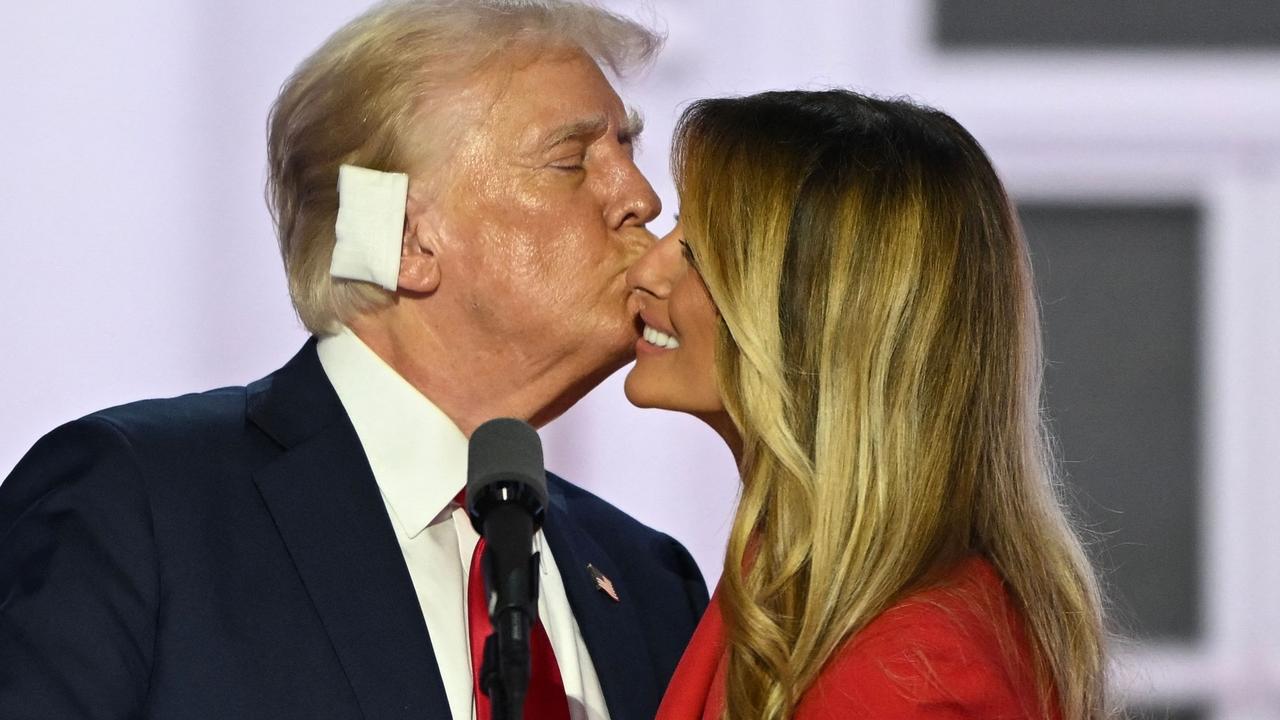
{"left": 643, "top": 324, "right": 680, "bottom": 349}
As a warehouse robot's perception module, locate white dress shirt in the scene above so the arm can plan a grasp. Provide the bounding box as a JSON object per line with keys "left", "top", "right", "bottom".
{"left": 317, "top": 327, "right": 610, "bottom": 720}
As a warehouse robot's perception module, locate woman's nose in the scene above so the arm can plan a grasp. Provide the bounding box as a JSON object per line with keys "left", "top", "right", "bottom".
{"left": 626, "top": 227, "right": 684, "bottom": 298}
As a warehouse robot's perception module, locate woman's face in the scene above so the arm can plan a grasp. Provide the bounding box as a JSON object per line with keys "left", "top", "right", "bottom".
{"left": 624, "top": 221, "right": 725, "bottom": 417}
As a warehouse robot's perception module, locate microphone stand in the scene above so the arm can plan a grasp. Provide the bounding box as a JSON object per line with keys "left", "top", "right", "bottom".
{"left": 466, "top": 417, "right": 549, "bottom": 720}
{"left": 479, "top": 534, "right": 542, "bottom": 719}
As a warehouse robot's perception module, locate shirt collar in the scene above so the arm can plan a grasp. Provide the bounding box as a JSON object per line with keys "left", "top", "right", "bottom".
{"left": 316, "top": 326, "right": 468, "bottom": 539}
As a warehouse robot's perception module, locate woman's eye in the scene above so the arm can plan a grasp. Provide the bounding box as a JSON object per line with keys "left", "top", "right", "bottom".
{"left": 551, "top": 157, "right": 585, "bottom": 171}
{"left": 679, "top": 239, "right": 696, "bottom": 265}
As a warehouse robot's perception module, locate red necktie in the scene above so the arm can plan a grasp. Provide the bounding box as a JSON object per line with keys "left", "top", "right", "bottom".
{"left": 467, "top": 536, "right": 572, "bottom": 720}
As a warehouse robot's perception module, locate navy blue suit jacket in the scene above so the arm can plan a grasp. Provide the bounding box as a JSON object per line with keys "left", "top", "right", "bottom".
{"left": 0, "top": 340, "right": 708, "bottom": 719}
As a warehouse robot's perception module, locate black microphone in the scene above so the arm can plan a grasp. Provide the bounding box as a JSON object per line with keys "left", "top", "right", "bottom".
{"left": 466, "top": 418, "right": 548, "bottom": 720}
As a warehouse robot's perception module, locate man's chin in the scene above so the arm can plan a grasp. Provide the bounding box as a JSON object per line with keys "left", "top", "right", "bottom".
{"left": 598, "top": 317, "right": 642, "bottom": 365}
{"left": 596, "top": 339, "right": 637, "bottom": 379}
{"left": 528, "top": 336, "right": 632, "bottom": 423}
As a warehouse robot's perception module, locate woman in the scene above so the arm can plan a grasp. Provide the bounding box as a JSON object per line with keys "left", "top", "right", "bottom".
{"left": 626, "top": 90, "right": 1109, "bottom": 719}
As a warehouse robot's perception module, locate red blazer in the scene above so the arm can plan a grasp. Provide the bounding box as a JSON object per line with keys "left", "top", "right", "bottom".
{"left": 657, "top": 555, "right": 1054, "bottom": 719}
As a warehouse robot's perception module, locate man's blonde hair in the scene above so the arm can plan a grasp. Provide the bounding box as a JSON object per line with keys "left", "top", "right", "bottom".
{"left": 266, "top": 0, "right": 661, "bottom": 335}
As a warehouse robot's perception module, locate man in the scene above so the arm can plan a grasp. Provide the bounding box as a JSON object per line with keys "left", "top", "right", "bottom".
{"left": 0, "top": 2, "right": 707, "bottom": 719}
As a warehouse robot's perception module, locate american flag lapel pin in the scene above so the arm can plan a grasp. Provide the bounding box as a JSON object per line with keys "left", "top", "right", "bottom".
{"left": 587, "top": 563, "right": 619, "bottom": 603}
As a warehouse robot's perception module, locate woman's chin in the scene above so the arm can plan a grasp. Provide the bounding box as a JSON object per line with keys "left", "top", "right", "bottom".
{"left": 622, "top": 367, "right": 668, "bottom": 410}
{"left": 624, "top": 363, "right": 726, "bottom": 415}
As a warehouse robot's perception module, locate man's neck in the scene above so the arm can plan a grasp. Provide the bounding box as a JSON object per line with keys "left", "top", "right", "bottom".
{"left": 346, "top": 314, "right": 616, "bottom": 436}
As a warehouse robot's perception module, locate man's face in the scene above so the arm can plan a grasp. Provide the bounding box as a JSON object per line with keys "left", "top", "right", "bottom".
{"left": 433, "top": 47, "right": 660, "bottom": 395}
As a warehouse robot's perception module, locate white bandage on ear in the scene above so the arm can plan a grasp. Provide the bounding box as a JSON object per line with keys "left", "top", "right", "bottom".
{"left": 330, "top": 164, "right": 409, "bottom": 292}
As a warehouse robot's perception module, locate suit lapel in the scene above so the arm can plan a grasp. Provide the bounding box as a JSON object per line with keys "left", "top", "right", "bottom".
{"left": 541, "top": 479, "right": 661, "bottom": 720}
{"left": 249, "top": 342, "right": 450, "bottom": 720}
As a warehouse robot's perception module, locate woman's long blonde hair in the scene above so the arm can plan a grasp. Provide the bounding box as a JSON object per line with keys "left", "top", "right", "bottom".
{"left": 674, "top": 91, "right": 1108, "bottom": 719}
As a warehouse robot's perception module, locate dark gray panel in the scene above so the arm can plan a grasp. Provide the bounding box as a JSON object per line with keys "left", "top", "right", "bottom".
{"left": 936, "top": 0, "right": 1280, "bottom": 49}
{"left": 1021, "top": 203, "right": 1201, "bottom": 642}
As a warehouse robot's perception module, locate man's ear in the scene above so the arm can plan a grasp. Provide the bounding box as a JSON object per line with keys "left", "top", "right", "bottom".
{"left": 398, "top": 187, "right": 442, "bottom": 294}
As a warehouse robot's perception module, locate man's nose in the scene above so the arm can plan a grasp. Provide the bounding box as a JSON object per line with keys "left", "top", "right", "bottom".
{"left": 608, "top": 163, "right": 662, "bottom": 230}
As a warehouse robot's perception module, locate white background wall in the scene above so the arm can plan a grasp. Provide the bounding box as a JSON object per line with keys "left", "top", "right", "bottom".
{"left": 3, "top": 2, "right": 1278, "bottom": 716}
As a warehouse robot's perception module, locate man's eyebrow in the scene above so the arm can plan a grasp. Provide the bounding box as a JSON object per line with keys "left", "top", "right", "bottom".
{"left": 536, "top": 108, "right": 645, "bottom": 152}
{"left": 621, "top": 107, "right": 645, "bottom": 143}
{"left": 538, "top": 115, "right": 609, "bottom": 152}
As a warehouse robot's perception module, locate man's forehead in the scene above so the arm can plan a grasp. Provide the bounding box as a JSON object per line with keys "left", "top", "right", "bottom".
{"left": 456, "top": 48, "right": 639, "bottom": 154}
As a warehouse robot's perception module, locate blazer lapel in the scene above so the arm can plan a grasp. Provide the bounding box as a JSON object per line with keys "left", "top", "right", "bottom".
{"left": 541, "top": 479, "right": 661, "bottom": 720}
{"left": 248, "top": 341, "right": 450, "bottom": 720}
